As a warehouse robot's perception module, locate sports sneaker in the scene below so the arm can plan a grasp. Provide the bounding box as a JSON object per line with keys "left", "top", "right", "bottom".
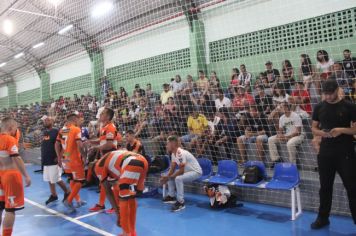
{"left": 171, "top": 201, "right": 185, "bottom": 212}
{"left": 75, "top": 201, "right": 87, "bottom": 208}
{"left": 105, "top": 208, "right": 115, "bottom": 214}
{"left": 311, "top": 217, "right": 330, "bottom": 230}
{"left": 89, "top": 204, "right": 105, "bottom": 212}
{"left": 45, "top": 195, "right": 58, "bottom": 205}
{"left": 162, "top": 196, "right": 176, "bottom": 204}
{"left": 63, "top": 200, "right": 76, "bottom": 213}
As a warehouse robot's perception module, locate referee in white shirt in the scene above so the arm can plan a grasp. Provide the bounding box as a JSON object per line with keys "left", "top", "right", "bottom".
{"left": 160, "top": 136, "right": 202, "bottom": 212}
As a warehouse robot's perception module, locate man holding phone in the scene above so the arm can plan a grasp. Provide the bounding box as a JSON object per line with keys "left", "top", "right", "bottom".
{"left": 311, "top": 79, "right": 356, "bottom": 229}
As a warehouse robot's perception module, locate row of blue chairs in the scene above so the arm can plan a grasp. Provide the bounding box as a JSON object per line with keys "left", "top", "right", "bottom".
{"left": 195, "top": 158, "right": 302, "bottom": 220}
{"left": 158, "top": 156, "right": 302, "bottom": 220}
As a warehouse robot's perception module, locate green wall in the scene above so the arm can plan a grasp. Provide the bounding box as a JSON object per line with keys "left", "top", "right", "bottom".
{"left": 51, "top": 74, "right": 93, "bottom": 99}
{"left": 208, "top": 7, "right": 356, "bottom": 87}
{"left": 17, "top": 88, "right": 41, "bottom": 106}
{"left": 106, "top": 48, "right": 192, "bottom": 95}
{"left": 0, "top": 97, "right": 8, "bottom": 108}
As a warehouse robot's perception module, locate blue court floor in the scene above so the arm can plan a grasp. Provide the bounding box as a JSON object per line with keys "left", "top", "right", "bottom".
{"left": 12, "top": 164, "right": 356, "bottom": 236}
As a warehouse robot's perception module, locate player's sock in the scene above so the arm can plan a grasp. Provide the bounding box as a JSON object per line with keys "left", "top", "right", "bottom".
{"left": 128, "top": 198, "right": 137, "bottom": 233}
{"left": 99, "top": 185, "right": 106, "bottom": 206}
{"left": 70, "top": 180, "right": 81, "bottom": 202}
{"left": 119, "top": 200, "right": 131, "bottom": 234}
{"left": 3, "top": 227, "right": 13, "bottom": 236}
{"left": 67, "top": 182, "right": 82, "bottom": 204}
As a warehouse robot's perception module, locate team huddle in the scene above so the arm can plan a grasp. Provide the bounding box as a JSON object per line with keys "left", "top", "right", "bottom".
{"left": 0, "top": 107, "right": 150, "bottom": 236}
{"left": 0, "top": 105, "right": 206, "bottom": 236}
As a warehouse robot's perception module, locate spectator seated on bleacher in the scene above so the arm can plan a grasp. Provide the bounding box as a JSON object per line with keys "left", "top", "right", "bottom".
{"left": 254, "top": 85, "right": 274, "bottom": 115}
{"left": 232, "top": 85, "right": 255, "bottom": 115}
{"left": 208, "top": 107, "right": 241, "bottom": 165}
{"left": 268, "top": 102, "right": 305, "bottom": 164}
{"left": 215, "top": 88, "right": 231, "bottom": 111}
{"left": 290, "top": 81, "right": 312, "bottom": 118}
{"left": 237, "top": 105, "right": 270, "bottom": 164}
{"left": 134, "top": 98, "right": 150, "bottom": 138}
{"left": 329, "top": 62, "right": 352, "bottom": 95}
{"left": 152, "top": 110, "right": 177, "bottom": 156}
{"left": 160, "top": 83, "right": 174, "bottom": 105}
{"left": 237, "top": 64, "right": 253, "bottom": 92}
{"left": 180, "top": 106, "right": 209, "bottom": 152}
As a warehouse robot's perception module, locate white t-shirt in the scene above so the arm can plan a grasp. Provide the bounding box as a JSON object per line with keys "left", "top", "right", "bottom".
{"left": 171, "top": 148, "right": 202, "bottom": 174}
{"left": 171, "top": 81, "right": 184, "bottom": 93}
{"left": 279, "top": 112, "right": 303, "bottom": 136}
{"left": 273, "top": 94, "right": 289, "bottom": 105}
{"left": 316, "top": 58, "right": 334, "bottom": 72}
{"left": 215, "top": 97, "right": 232, "bottom": 110}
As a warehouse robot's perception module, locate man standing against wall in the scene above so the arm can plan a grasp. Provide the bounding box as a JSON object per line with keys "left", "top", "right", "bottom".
{"left": 311, "top": 80, "right": 356, "bottom": 229}
{"left": 41, "top": 116, "right": 69, "bottom": 205}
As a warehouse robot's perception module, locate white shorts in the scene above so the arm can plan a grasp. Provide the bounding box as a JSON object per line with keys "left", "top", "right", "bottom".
{"left": 43, "top": 165, "right": 63, "bottom": 184}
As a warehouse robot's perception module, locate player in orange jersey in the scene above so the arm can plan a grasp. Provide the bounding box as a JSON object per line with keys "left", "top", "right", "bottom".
{"left": 55, "top": 114, "right": 86, "bottom": 213}
{"left": 95, "top": 150, "right": 148, "bottom": 236}
{"left": 0, "top": 117, "right": 31, "bottom": 236}
{"left": 88, "top": 108, "right": 122, "bottom": 213}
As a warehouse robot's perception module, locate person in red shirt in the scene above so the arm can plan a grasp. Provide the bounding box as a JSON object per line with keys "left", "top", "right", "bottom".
{"left": 290, "top": 82, "right": 312, "bottom": 114}
{"left": 232, "top": 86, "right": 255, "bottom": 112}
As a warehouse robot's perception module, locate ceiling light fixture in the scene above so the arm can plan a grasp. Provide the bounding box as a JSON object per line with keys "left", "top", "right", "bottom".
{"left": 3, "top": 19, "right": 13, "bottom": 35}
{"left": 91, "top": 1, "right": 114, "bottom": 18}
{"left": 0, "top": 62, "right": 6, "bottom": 67}
{"left": 58, "top": 24, "right": 73, "bottom": 35}
{"left": 32, "top": 42, "right": 45, "bottom": 49}
{"left": 47, "top": 0, "right": 63, "bottom": 7}
{"left": 14, "top": 52, "right": 24, "bottom": 59}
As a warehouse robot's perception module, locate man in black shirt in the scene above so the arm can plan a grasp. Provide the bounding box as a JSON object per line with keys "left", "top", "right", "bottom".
{"left": 342, "top": 49, "right": 356, "bottom": 79}
{"left": 41, "top": 116, "right": 69, "bottom": 205}
{"left": 254, "top": 85, "right": 274, "bottom": 115}
{"left": 265, "top": 61, "right": 280, "bottom": 84}
{"left": 311, "top": 80, "right": 356, "bottom": 229}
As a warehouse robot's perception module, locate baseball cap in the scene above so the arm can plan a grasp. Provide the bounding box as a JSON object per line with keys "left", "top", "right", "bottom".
{"left": 322, "top": 80, "right": 338, "bottom": 93}
{"left": 265, "top": 61, "right": 272, "bottom": 65}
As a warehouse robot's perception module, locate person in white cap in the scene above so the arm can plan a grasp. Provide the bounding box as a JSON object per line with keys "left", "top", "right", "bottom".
{"left": 40, "top": 115, "right": 70, "bottom": 205}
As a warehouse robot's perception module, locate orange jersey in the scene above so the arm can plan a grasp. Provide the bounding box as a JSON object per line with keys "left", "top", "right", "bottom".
{"left": 100, "top": 122, "right": 118, "bottom": 149}
{"left": 95, "top": 150, "right": 148, "bottom": 198}
{"left": 56, "top": 124, "right": 83, "bottom": 167}
{"left": 0, "top": 133, "right": 20, "bottom": 158}
{"left": 0, "top": 134, "right": 24, "bottom": 210}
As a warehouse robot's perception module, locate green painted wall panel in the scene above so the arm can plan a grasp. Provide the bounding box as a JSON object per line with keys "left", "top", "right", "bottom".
{"left": 0, "top": 96, "right": 8, "bottom": 109}
{"left": 51, "top": 74, "right": 93, "bottom": 99}
{"left": 17, "top": 88, "right": 41, "bottom": 106}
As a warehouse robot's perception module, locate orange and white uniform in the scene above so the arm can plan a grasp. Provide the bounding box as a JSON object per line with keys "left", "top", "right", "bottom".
{"left": 95, "top": 150, "right": 148, "bottom": 235}
{"left": 56, "top": 124, "right": 84, "bottom": 180}
{"left": 95, "top": 150, "right": 148, "bottom": 198}
{"left": 0, "top": 134, "right": 24, "bottom": 211}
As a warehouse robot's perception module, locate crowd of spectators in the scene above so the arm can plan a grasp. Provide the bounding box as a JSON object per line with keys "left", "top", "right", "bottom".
{"left": 1, "top": 49, "right": 355, "bottom": 166}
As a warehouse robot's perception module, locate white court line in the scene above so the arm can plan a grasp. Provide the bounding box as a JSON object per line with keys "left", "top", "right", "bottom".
{"left": 75, "top": 211, "right": 101, "bottom": 220}
{"left": 25, "top": 198, "right": 115, "bottom": 236}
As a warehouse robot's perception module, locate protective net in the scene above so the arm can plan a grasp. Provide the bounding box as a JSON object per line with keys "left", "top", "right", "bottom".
{"left": 0, "top": 0, "right": 355, "bottom": 217}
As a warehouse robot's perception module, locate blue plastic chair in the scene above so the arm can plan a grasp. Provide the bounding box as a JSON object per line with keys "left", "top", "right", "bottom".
{"left": 235, "top": 161, "right": 267, "bottom": 187}
{"left": 265, "top": 163, "right": 300, "bottom": 190}
{"left": 208, "top": 160, "right": 238, "bottom": 184}
{"left": 265, "top": 163, "right": 302, "bottom": 220}
{"left": 195, "top": 158, "right": 213, "bottom": 182}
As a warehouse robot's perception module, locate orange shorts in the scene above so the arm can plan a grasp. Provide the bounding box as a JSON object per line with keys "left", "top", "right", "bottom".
{"left": 0, "top": 170, "right": 24, "bottom": 211}
{"left": 70, "top": 165, "right": 85, "bottom": 181}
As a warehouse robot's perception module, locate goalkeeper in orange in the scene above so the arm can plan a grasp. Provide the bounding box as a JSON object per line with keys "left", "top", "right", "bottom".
{"left": 94, "top": 150, "right": 148, "bottom": 236}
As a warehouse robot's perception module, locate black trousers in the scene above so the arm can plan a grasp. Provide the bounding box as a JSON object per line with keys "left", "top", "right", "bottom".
{"left": 317, "top": 152, "right": 356, "bottom": 222}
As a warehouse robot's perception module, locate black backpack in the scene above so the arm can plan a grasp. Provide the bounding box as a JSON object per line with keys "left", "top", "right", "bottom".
{"left": 242, "top": 166, "right": 263, "bottom": 184}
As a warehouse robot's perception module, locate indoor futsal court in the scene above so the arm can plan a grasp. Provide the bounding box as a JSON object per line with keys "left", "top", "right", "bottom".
{"left": 0, "top": 0, "right": 356, "bottom": 236}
